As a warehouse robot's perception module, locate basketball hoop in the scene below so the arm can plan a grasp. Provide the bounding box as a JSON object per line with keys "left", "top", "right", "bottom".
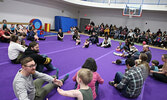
{"left": 123, "top": 4, "right": 142, "bottom": 18}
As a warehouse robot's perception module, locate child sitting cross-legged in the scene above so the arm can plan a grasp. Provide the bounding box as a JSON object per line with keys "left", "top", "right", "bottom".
{"left": 57, "top": 68, "right": 94, "bottom": 100}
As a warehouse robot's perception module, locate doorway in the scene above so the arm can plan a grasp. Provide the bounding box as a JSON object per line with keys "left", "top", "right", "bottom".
{"left": 79, "top": 18, "right": 90, "bottom": 32}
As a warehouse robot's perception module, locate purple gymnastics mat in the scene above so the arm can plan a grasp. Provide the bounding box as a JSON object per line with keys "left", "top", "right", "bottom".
{"left": 0, "top": 34, "right": 166, "bottom": 100}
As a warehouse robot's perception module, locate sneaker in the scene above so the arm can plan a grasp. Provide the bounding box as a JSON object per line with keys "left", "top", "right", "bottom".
{"left": 63, "top": 74, "right": 69, "bottom": 82}
{"left": 108, "top": 81, "right": 115, "bottom": 86}
{"left": 55, "top": 68, "right": 59, "bottom": 79}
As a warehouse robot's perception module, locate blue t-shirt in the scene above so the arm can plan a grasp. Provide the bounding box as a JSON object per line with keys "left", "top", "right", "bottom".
{"left": 120, "top": 44, "right": 124, "bottom": 50}
{"left": 3, "top": 24, "right": 7, "bottom": 30}
{"left": 150, "top": 66, "right": 159, "bottom": 72}
{"left": 10, "top": 27, "right": 15, "bottom": 31}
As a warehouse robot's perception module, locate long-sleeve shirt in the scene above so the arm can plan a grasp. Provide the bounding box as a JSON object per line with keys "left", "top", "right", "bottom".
{"left": 101, "top": 38, "right": 111, "bottom": 47}
{"left": 13, "top": 69, "right": 54, "bottom": 100}
{"left": 162, "top": 63, "right": 167, "bottom": 76}
{"left": 116, "top": 67, "right": 144, "bottom": 98}
{"left": 23, "top": 48, "right": 48, "bottom": 65}
{"left": 8, "top": 42, "right": 25, "bottom": 60}
{"left": 138, "top": 64, "right": 149, "bottom": 81}
{"left": 140, "top": 50, "right": 152, "bottom": 63}
{"left": 73, "top": 72, "right": 104, "bottom": 99}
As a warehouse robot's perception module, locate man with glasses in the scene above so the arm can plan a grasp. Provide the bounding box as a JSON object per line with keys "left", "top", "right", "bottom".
{"left": 13, "top": 57, "right": 69, "bottom": 100}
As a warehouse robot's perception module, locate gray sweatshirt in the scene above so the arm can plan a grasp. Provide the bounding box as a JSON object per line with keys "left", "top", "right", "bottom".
{"left": 13, "top": 69, "right": 54, "bottom": 100}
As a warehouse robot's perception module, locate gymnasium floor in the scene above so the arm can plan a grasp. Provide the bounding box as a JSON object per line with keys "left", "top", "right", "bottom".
{"left": 0, "top": 34, "right": 166, "bottom": 100}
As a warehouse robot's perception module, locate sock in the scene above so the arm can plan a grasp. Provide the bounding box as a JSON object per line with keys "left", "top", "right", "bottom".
{"left": 56, "top": 68, "right": 59, "bottom": 79}
{"left": 62, "top": 74, "right": 69, "bottom": 83}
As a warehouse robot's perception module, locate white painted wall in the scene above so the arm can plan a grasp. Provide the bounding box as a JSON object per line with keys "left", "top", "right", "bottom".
{"left": 64, "top": 0, "right": 167, "bottom": 11}
{"left": 0, "top": 0, "right": 167, "bottom": 33}
{"left": 79, "top": 8, "right": 167, "bottom": 32}
{"left": 0, "top": 0, "right": 79, "bottom": 29}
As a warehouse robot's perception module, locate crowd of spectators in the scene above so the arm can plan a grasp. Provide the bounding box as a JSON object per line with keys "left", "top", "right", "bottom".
{"left": 84, "top": 23, "right": 167, "bottom": 48}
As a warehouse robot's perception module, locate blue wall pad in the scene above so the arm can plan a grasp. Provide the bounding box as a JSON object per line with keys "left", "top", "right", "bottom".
{"left": 55, "top": 16, "right": 77, "bottom": 32}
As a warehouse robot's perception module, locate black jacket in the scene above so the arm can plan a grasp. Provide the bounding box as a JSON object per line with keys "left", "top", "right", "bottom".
{"left": 22, "top": 48, "right": 46, "bottom": 64}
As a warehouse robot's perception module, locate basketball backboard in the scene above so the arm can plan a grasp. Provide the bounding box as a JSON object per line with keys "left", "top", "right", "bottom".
{"left": 123, "top": 4, "right": 142, "bottom": 18}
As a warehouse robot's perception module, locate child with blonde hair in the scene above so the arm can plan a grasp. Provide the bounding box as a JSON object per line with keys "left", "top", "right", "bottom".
{"left": 116, "top": 42, "right": 124, "bottom": 52}
{"left": 135, "top": 59, "right": 142, "bottom": 66}
{"left": 57, "top": 68, "right": 93, "bottom": 100}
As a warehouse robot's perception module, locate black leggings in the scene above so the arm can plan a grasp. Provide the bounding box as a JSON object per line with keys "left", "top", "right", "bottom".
{"left": 153, "top": 73, "right": 167, "bottom": 83}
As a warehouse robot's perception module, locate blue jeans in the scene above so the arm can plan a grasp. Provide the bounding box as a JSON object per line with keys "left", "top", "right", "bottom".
{"left": 114, "top": 72, "right": 124, "bottom": 84}
{"left": 114, "top": 72, "right": 132, "bottom": 98}
{"left": 36, "top": 55, "right": 55, "bottom": 72}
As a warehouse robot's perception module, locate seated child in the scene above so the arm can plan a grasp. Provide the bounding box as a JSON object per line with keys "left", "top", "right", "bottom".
{"left": 82, "top": 39, "right": 90, "bottom": 48}
{"left": 72, "top": 58, "right": 104, "bottom": 99}
{"left": 10, "top": 24, "right": 16, "bottom": 34}
{"left": 150, "top": 60, "right": 159, "bottom": 72}
{"left": 76, "top": 35, "right": 81, "bottom": 45}
{"left": 135, "top": 59, "right": 142, "bottom": 66}
{"left": 57, "top": 68, "right": 94, "bottom": 100}
{"left": 112, "top": 59, "right": 126, "bottom": 65}
{"left": 27, "top": 29, "right": 39, "bottom": 41}
{"left": 101, "top": 37, "right": 111, "bottom": 48}
{"left": 114, "top": 46, "right": 129, "bottom": 57}
{"left": 18, "top": 32, "right": 27, "bottom": 47}
{"left": 116, "top": 42, "right": 124, "bottom": 52}
{"left": 98, "top": 36, "right": 111, "bottom": 48}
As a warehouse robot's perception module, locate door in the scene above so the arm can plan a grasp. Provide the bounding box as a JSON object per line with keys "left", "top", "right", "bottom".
{"left": 79, "top": 18, "right": 90, "bottom": 32}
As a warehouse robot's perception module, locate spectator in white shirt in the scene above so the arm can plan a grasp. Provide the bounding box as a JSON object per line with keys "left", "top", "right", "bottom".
{"left": 8, "top": 35, "right": 26, "bottom": 64}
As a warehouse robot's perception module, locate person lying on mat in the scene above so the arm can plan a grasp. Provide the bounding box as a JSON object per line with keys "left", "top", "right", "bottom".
{"left": 13, "top": 57, "right": 69, "bottom": 100}
{"left": 150, "top": 54, "right": 167, "bottom": 83}
{"left": 112, "top": 59, "right": 126, "bottom": 65}
{"left": 22, "top": 41, "right": 57, "bottom": 72}
{"left": 57, "top": 68, "right": 94, "bottom": 100}
{"left": 109, "top": 58, "right": 144, "bottom": 98}
{"left": 72, "top": 58, "right": 104, "bottom": 100}
{"left": 57, "top": 28, "right": 64, "bottom": 41}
